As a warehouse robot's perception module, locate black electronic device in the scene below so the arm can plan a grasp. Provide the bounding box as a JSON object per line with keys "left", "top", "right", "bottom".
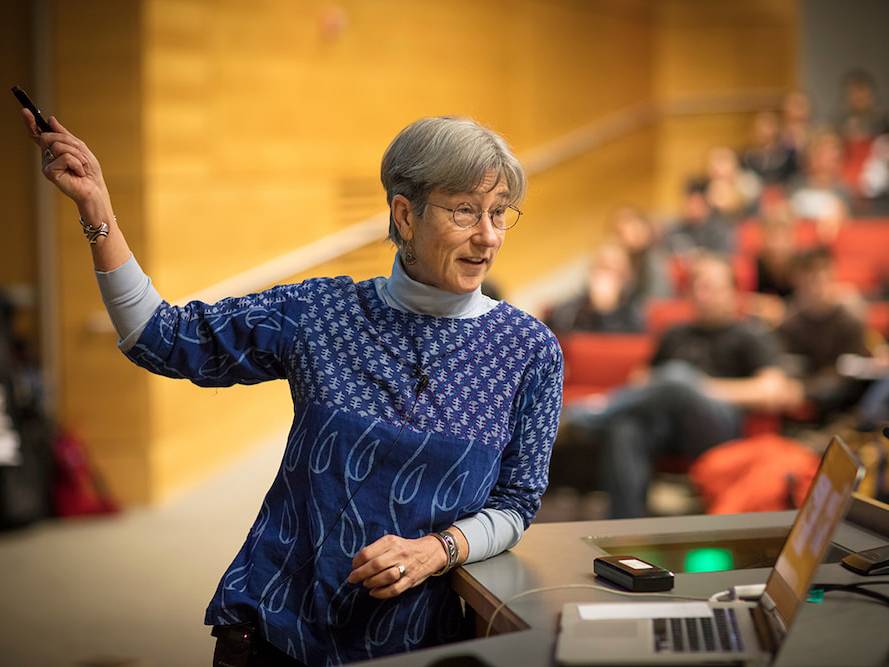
{"left": 841, "top": 544, "right": 889, "bottom": 576}
{"left": 10, "top": 85, "right": 52, "bottom": 133}
{"left": 593, "top": 554, "right": 675, "bottom": 592}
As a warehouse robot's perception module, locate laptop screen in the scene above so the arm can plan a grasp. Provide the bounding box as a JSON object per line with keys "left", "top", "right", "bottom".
{"left": 764, "top": 437, "right": 862, "bottom": 630}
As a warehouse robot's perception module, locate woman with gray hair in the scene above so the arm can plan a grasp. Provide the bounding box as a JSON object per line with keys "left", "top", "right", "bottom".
{"left": 23, "top": 111, "right": 563, "bottom": 665}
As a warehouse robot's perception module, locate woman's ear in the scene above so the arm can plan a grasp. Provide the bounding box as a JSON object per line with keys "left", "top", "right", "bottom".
{"left": 391, "top": 194, "right": 414, "bottom": 242}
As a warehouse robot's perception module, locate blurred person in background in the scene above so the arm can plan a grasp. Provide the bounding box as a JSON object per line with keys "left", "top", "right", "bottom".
{"left": 23, "top": 112, "right": 562, "bottom": 666}
{"left": 741, "top": 111, "right": 799, "bottom": 186}
{"left": 859, "top": 134, "right": 889, "bottom": 214}
{"left": 778, "top": 246, "right": 870, "bottom": 423}
{"left": 745, "top": 199, "right": 797, "bottom": 329}
{"left": 611, "top": 206, "right": 672, "bottom": 301}
{"left": 666, "top": 177, "right": 734, "bottom": 256}
{"left": 561, "top": 254, "right": 803, "bottom": 518}
{"left": 837, "top": 69, "right": 889, "bottom": 144}
{"left": 754, "top": 199, "right": 797, "bottom": 300}
{"left": 789, "top": 128, "right": 850, "bottom": 240}
{"left": 545, "top": 242, "right": 645, "bottom": 335}
{"left": 855, "top": 348, "right": 889, "bottom": 433}
{"left": 705, "top": 146, "right": 761, "bottom": 221}
{"left": 781, "top": 90, "right": 812, "bottom": 157}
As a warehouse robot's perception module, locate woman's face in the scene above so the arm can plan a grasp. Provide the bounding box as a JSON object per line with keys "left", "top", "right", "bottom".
{"left": 398, "top": 170, "right": 509, "bottom": 294}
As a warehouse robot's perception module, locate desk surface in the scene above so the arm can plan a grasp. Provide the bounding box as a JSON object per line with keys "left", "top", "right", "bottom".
{"left": 356, "top": 499, "right": 889, "bottom": 667}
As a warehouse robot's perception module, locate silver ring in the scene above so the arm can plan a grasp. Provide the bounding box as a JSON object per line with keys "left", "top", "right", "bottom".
{"left": 42, "top": 147, "right": 56, "bottom": 164}
{"left": 396, "top": 563, "right": 406, "bottom": 580}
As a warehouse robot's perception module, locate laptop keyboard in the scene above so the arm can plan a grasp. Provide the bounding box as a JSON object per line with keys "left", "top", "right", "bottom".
{"left": 654, "top": 608, "right": 745, "bottom": 653}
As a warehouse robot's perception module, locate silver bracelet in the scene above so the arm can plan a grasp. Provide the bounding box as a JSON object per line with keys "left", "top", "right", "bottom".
{"left": 79, "top": 216, "right": 111, "bottom": 245}
{"left": 431, "top": 529, "right": 460, "bottom": 576}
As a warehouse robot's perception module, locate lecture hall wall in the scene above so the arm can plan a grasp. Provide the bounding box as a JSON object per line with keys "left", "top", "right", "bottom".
{"left": 0, "top": 0, "right": 797, "bottom": 504}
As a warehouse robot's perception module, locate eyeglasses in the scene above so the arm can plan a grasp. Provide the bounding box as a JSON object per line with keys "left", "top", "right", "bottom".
{"left": 426, "top": 202, "right": 522, "bottom": 230}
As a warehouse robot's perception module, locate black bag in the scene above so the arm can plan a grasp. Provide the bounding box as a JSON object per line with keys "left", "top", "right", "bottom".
{"left": 0, "top": 293, "right": 53, "bottom": 530}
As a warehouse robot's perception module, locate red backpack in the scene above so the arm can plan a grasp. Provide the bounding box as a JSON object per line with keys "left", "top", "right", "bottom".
{"left": 52, "top": 431, "right": 118, "bottom": 517}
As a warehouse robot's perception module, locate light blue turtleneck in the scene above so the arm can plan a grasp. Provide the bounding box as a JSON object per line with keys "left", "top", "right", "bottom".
{"left": 375, "top": 254, "right": 499, "bottom": 318}
{"left": 95, "top": 253, "right": 524, "bottom": 563}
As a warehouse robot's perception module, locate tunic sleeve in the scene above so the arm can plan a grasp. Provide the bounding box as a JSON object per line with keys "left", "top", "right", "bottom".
{"left": 484, "top": 339, "right": 564, "bottom": 529}
{"left": 453, "top": 507, "right": 525, "bottom": 563}
{"left": 123, "top": 284, "right": 304, "bottom": 387}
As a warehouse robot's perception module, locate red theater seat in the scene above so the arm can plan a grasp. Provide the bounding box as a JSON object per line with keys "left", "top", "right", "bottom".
{"left": 645, "top": 299, "right": 695, "bottom": 335}
{"left": 736, "top": 219, "right": 819, "bottom": 256}
{"left": 732, "top": 255, "right": 756, "bottom": 292}
{"left": 834, "top": 220, "right": 889, "bottom": 263}
{"left": 560, "top": 333, "right": 653, "bottom": 402}
{"left": 834, "top": 257, "right": 879, "bottom": 292}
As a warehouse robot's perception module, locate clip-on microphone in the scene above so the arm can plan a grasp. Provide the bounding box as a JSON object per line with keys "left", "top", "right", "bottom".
{"left": 414, "top": 364, "right": 429, "bottom": 394}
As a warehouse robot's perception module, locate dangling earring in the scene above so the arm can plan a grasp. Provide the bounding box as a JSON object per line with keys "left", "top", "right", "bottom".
{"left": 402, "top": 240, "right": 417, "bottom": 265}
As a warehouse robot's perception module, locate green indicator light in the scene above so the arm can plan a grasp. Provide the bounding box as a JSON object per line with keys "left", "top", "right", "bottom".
{"left": 684, "top": 548, "right": 735, "bottom": 573}
{"left": 806, "top": 588, "right": 825, "bottom": 604}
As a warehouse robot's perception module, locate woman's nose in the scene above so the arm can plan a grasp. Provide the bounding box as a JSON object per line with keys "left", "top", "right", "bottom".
{"left": 473, "top": 211, "right": 499, "bottom": 245}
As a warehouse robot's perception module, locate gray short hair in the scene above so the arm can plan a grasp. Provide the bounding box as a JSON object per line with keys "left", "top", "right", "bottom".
{"left": 380, "top": 117, "right": 526, "bottom": 246}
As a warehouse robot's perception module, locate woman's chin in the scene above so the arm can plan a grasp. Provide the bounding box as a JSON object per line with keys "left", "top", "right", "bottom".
{"left": 448, "top": 275, "right": 485, "bottom": 294}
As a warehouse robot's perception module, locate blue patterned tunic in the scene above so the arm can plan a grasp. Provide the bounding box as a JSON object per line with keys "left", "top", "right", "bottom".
{"left": 125, "top": 275, "right": 563, "bottom": 665}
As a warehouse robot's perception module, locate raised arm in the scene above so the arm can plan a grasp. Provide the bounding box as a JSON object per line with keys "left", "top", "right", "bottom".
{"left": 23, "top": 109, "right": 299, "bottom": 386}
{"left": 22, "top": 110, "right": 130, "bottom": 272}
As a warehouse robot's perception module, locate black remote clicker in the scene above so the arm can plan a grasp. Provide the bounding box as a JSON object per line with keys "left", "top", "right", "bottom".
{"left": 841, "top": 544, "right": 889, "bottom": 576}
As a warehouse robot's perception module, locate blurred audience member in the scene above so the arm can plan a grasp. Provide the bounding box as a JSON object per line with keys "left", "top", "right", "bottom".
{"left": 742, "top": 111, "right": 799, "bottom": 185}
{"left": 561, "top": 255, "right": 803, "bottom": 517}
{"left": 781, "top": 90, "right": 812, "bottom": 157}
{"left": 837, "top": 69, "right": 889, "bottom": 143}
{"left": 754, "top": 200, "right": 797, "bottom": 299}
{"left": 667, "top": 178, "right": 734, "bottom": 256}
{"left": 778, "top": 246, "right": 870, "bottom": 421}
{"left": 611, "top": 206, "right": 672, "bottom": 301}
{"left": 744, "top": 200, "right": 797, "bottom": 328}
{"left": 855, "top": 345, "right": 889, "bottom": 432}
{"left": 860, "top": 134, "right": 889, "bottom": 201}
{"left": 789, "top": 129, "right": 850, "bottom": 239}
{"left": 705, "top": 147, "right": 761, "bottom": 221}
{"left": 480, "top": 278, "right": 503, "bottom": 302}
{"left": 545, "top": 243, "right": 645, "bottom": 335}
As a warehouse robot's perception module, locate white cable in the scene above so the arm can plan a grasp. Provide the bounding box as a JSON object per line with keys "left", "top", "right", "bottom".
{"left": 484, "top": 583, "right": 710, "bottom": 638}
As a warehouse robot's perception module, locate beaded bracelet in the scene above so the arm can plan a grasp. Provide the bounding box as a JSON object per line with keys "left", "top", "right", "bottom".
{"left": 79, "top": 216, "right": 111, "bottom": 244}
{"left": 431, "top": 529, "right": 460, "bottom": 576}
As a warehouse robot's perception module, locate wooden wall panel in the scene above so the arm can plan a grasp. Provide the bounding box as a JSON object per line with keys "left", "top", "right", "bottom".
{"left": 40, "top": 0, "right": 797, "bottom": 503}
{"left": 0, "top": 2, "right": 36, "bottom": 290}
{"left": 654, "top": 0, "right": 798, "bottom": 101}
{"left": 652, "top": 0, "right": 798, "bottom": 211}
{"left": 142, "top": 0, "right": 658, "bottom": 500}
{"left": 509, "top": 1, "right": 654, "bottom": 147}
{"left": 52, "top": 0, "right": 153, "bottom": 504}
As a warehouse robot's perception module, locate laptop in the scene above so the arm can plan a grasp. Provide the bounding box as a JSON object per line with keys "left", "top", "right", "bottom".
{"left": 556, "top": 436, "right": 863, "bottom": 665}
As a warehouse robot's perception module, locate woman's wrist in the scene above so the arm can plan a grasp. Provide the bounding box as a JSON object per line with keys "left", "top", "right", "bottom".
{"left": 77, "top": 189, "right": 114, "bottom": 228}
{"left": 429, "top": 527, "right": 468, "bottom": 575}
{"left": 424, "top": 534, "right": 450, "bottom": 574}
{"left": 76, "top": 190, "right": 132, "bottom": 271}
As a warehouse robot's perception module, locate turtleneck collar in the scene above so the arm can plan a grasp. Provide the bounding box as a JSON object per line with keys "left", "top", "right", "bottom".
{"left": 375, "top": 254, "right": 499, "bottom": 319}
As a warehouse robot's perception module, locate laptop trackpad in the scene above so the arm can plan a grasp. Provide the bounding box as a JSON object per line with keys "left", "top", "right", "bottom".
{"left": 569, "top": 620, "right": 643, "bottom": 638}
{"left": 563, "top": 620, "right": 651, "bottom": 658}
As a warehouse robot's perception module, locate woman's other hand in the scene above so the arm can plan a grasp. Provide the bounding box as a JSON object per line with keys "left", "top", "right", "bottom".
{"left": 21, "top": 109, "right": 108, "bottom": 206}
{"left": 347, "top": 534, "right": 450, "bottom": 599}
